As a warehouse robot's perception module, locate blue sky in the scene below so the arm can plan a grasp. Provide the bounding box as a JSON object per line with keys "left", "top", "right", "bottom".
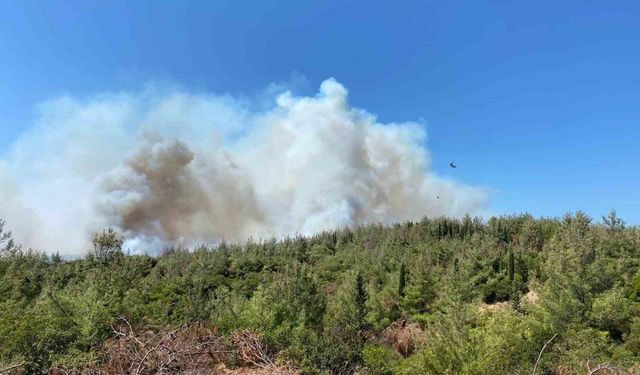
{"left": 1, "top": 0, "right": 639, "bottom": 223}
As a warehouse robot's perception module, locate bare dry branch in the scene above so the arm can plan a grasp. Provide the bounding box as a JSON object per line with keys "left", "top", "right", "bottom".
{"left": 587, "top": 362, "right": 628, "bottom": 375}
{"left": 232, "top": 330, "right": 277, "bottom": 369}
{"left": 532, "top": 333, "right": 557, "bottom": 375}
{"left": 96, "top": 318, "right": 229, "bottom": 374}
{"left": 0, "top": 362, "right": 24, "bottom": 374}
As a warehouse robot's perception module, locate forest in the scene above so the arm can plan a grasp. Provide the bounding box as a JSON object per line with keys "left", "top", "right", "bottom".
{"left": 0, "top": 211, "right": 639, "bottom": 374}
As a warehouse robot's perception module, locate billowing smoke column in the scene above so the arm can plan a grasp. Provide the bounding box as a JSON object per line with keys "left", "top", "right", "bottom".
{"left": 0, "top": 79, "right": 488, "bottom": 256}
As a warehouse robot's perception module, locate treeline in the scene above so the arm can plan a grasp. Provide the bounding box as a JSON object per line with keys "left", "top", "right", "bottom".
{"left": 0, "top": 211, "right": 639, "bottom": 374}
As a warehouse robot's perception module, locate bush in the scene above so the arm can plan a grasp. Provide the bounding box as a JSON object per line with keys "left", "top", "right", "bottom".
{"left": 362, "top": 344, "right": 401, "bottom": 375}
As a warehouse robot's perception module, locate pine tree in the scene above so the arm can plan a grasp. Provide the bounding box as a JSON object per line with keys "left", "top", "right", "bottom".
{"left": 0, "top": 219, "right": 19, "bottom": 256}
{"left": 603, "top": 209, "right": 625, "bottom": 234}
{"left": 403, "top": 266, "right": 437, "bottom": 316}
{"left": 508, "top": 248, "right": 515, "bottom": 283}
{"left": 51, "top": 252, "right": 63, "bottom": 264}
{"left": 92, "top": 228, "right": 123, "bottom": 264}
{"left": 398, "top": 262, "right": 407, "bottom": 298}
{"left": 354, "top": 271, "right": 368, "bottom": 331}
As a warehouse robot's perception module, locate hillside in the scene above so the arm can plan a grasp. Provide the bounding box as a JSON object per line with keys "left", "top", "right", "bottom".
{"left": 1, "top": 212, "right": 639, "bottom": 374}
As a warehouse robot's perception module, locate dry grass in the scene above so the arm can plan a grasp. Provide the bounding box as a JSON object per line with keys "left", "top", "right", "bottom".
{"left": 523, "top": 290, "right": 540, "bottom": 305}
{"left": 478, "top": 300, "right": 510, "bottom": 312}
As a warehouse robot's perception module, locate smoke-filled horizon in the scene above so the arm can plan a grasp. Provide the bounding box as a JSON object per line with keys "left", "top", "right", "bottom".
{"left": 0, "top": 78, "right": 488, "bottom": 256}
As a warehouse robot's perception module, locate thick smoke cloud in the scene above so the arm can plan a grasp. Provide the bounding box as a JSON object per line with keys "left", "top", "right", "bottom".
{"left": 0, "top": 79, "right": 488, "bottom": 256}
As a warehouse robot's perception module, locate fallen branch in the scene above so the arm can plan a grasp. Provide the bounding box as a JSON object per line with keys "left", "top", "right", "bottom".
{"left": 232, "top": 329, "right": 277, "bottom": 369}
{"left": 99, "top": 318, "right": 229, "bottom": 374}
{"left": 0, "top": 362, "right": 24, "bottom": 374}
{"left": 532, "top": 333, "right": 557, "bottom": 375}
{"left": 587, "top": 362, "right": 627, "bottom": 375}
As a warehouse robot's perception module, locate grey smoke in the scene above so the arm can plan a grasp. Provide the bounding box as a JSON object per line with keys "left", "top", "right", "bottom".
{"left": 0, "top": 79, "right": 488, "bottom": 256}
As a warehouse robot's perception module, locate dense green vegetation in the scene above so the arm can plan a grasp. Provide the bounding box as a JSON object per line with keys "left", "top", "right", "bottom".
{"left": 1, "top": 211, "right": 639, "bottom": 374}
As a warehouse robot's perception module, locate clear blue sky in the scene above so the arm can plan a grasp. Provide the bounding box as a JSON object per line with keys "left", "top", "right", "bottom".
{"left": 1, "top": 0, "right": 638, "bottom": 223}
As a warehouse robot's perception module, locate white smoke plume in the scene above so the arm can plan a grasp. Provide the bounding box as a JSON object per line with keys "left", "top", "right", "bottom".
{"left": 0, "top": 78, "right": 488, "bottom": 256}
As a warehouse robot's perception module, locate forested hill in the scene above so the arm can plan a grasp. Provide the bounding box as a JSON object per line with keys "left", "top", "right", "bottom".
{"left": 1, "top": 212, "right": 639, "bottom": 374}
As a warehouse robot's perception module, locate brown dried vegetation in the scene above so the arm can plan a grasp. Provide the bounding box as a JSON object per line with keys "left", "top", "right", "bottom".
{"left": 39, "top": 319, "right": 298, "bottom": 375}
{"left": 379, "top": 319, "right": 427, "bottom": 357}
